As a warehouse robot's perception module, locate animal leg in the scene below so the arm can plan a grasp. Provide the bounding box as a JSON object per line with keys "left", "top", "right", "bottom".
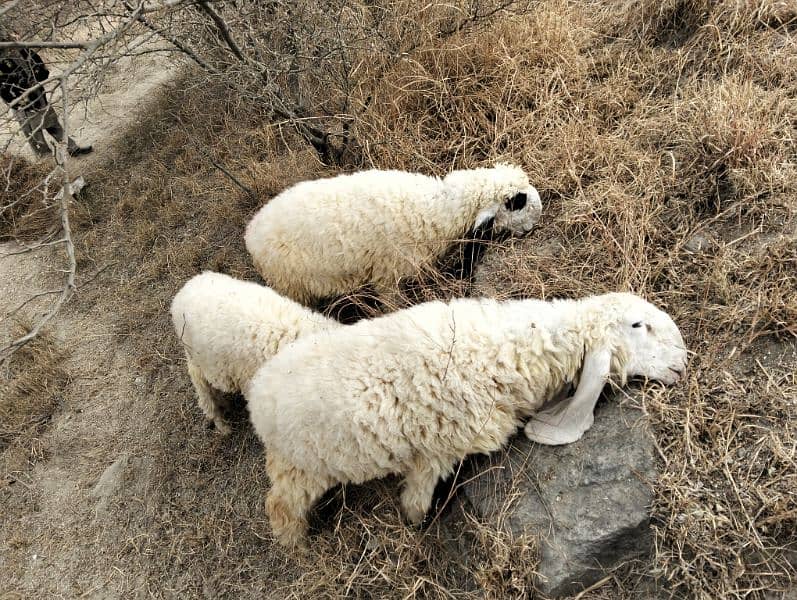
{"left": 266, "top": 453, "right": 330, "bottom": 550}
{"left": 187, "top": 359, "right": 231, "bottom": 435}
{"left": 400, "top": 459, "right": 443, "bottom": 525}
{"left": 524, "top": 348, "right": 611, "bottom": 445}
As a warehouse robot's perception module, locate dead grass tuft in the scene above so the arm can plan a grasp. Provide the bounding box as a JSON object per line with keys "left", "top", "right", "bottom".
{"left": 0, "top": 324, "right": 67, "bottom": 473}
{"left": 0, "top": 155, "right": 58, "bottom": 242}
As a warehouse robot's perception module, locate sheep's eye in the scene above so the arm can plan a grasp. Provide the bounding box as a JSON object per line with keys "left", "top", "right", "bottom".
{"left": 631, "top": 321, "right": 643, "bottom": 328}
{"left": 504, "top": 192, "right": 527, "bottom": 211}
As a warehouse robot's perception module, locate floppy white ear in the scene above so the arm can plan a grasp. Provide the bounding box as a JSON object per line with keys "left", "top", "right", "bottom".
{"left": 524, "top": 347, "right": 611, "bottom": 445}
{"left": 473, "top": 205, "right": 498, "bottom": 229}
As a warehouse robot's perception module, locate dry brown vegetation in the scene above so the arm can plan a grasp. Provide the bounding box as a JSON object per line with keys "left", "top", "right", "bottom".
{"left": 2, "top": 0, "right": 796, "bottom": 598}
{"left": 0, "top": 326, "right": 67, "bottom": 474}
{"left": 0, "top": 156, "right": 58, "bottom": 241}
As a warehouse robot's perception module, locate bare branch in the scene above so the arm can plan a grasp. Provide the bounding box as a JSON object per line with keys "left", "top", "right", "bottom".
{"left": 0, "top": 0, "right": 21, "bottom": 17}
{"left": 122, "top": 1, "right": 217, "bottom": 72}
{"left": 0, "top": 75, "right": 77, "bottom": 363}
{"left": 195, "top": 0, "right": 247, "bottom": 62}
{"left": 0, "top": 41, "right": 91, "bottom": 49}
{"left": 0, "top": 238, "right": 68, "bottom": 258}
{"left": 0, "top": 289, "right": 63, "bottom": 324}
{"left": 207, "top": 156, "right": 257, "bottom": 202}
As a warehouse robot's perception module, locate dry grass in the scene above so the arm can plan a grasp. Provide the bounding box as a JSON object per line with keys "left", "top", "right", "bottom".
{"left": 3, "top": 0, "right": 796, "bottom": 597}
{"left": 0, "top": 325, "right": 67, "bottom": 475}
{"left": 0, "top": 155, "right": 58, "bottom": 242}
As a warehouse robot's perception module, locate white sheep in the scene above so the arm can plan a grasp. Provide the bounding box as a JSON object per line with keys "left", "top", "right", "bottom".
{"left": 245, "top": 292, "right": 687, "bottom": 547}
{"left": 170, "top": 271, "right": 337, "bottom": 434}
{"left": 244, "top": 164, "right": 542, "bottom": 306}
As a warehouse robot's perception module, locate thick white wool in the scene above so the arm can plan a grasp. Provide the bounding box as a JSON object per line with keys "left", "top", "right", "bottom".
{"left": 170, "top": 271, "right": 337, "bottom": 434}
{"left": 244, "top": 164, "right": 541, "bottom": 305}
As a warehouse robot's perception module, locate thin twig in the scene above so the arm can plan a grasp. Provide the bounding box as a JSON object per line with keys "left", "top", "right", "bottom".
{"left": 0, "top": 289, "right": 63, "bottom": 324}
{"left": 0, "top": 238, "right": 67, "bottom": 258}
{"left": 208, "top": 156, "right": 257, "bottom": 201}
{"left": 0, "top": 0, "right": 22, "bottom": 17}
{"left": 195, "top": 0, "right": 247, "bottom": 62}
{"left": 0, "top": 41, "right": 91, "bottom": 49}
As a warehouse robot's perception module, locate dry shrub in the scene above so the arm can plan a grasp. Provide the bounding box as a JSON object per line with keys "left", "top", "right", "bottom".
{"left": 0, "top": 325, "right": 67, "bottom": 472}
{"left": 707, "top": 236, "right": 797, "bottom": 338}
{"left": 349, "top": 2, "right": 796, "bottom": 597}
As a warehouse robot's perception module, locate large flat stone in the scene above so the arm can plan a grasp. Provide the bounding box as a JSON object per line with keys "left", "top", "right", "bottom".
{"left": 441, "top": 398, "right": 657, "bottom": 598}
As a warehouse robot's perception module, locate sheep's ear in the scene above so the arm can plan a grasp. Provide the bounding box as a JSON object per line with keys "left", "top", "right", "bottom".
{"left": 474, "top": 205, "right": 498, "bottom": 229}
{"left": 524, "top": 347, "right": 611, "bottom": 445}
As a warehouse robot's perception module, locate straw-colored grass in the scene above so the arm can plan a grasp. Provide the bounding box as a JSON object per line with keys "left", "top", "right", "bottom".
{"left": 0, "top": 326, "right": 67, "bottom": 474}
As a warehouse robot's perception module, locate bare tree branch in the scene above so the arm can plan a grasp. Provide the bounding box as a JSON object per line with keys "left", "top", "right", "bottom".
{"left": 0, "top": 0, "right": 21, "bottom": 17}
{"left": 122, "top": 1, "right": 216, "bottom": 72}
{"left": 0, "top": 41, "right": 91, "bottom": 49}
{"left": 0, "top": 75, "right": 77, "bottom": 362}
{"left": 207, "top": 155, "right": 257, "bottom": 202}
{"left": 0, "top": 5, "right": 147, "bottom": 361}
{"left": 195, "top": 0, "right": 247, "bottom": 62}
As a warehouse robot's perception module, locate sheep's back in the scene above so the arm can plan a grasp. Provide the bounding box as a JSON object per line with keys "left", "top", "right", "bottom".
{"left": 244, "top": 171, "right": 454, "bottom": 301}
{"left": 171, "top": 272, "right": 334, "bottom": 391}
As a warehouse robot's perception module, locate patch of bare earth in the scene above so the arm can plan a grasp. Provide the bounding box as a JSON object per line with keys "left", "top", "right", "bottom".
{"left": 1, "top": 50, "right": 180, "bottom": 598}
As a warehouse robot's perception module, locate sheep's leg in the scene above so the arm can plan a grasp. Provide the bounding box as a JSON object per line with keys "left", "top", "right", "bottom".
{"left": 186, "top": 359, "right": 231, "bottom": 435}
{"left": 524, "top": 348, "right": 611, "bottom": 445}
{"left": 266, "top": 453, "right": 330, "bottom": 550}
{"left": 400, "top": 459, "right": 443, "bottom": 525}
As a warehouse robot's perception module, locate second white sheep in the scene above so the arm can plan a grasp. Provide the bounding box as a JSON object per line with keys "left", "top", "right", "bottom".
{"left": 170, "top": 271, "right": 338, "bottom": 434}
{"left": 244, "top": 164, "right": 542, "bottom": 306}
{"left": 246, "top": 292, "right": 687, "bottom": 547}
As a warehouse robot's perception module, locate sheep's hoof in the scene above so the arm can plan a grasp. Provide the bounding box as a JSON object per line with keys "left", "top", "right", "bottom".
{"left": 274, "top": 530, "right": 310, "bottom": 553}
{"left": 401, "top": 506, "right": 427, "bottom": 527}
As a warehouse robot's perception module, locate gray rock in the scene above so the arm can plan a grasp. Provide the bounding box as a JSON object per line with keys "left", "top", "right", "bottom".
{"left": 684, "top": 232, "right": 713, "bottom": 253}
{"left": 89, "top": 453, "right": 151, "bottom": 512}
{"left": 441, "top": 399, "right": 657, "bottom": 598}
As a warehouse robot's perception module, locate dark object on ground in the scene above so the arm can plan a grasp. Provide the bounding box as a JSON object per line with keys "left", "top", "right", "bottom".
{"left": 69, "top": 144, "right": 93, "bottom": 156}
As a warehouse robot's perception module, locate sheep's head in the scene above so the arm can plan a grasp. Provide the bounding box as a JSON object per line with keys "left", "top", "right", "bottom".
{"left": 607, "top": 294, "right": 687, "bottom": 385}
{"left": 446, "top": 163, "right": 542, "bottom": 235}
{"left": 491, "top": 184, "right": 542, "bottom": 234}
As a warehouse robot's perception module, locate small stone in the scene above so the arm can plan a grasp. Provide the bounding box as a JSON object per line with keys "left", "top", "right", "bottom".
{"left": 89, "top": 454, "right": 152, "bottom": 513}
{"left": 684, "top": 233, "right": 712, "bottom": 253}
{"left": 90, "top": 453, "right": 131, "bottom": 499}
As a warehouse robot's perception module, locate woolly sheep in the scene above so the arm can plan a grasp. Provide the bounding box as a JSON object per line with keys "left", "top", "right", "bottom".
{"left": 244, "top": 164, "right": 542, "bottom": 306}
{"left": 170, "top": 271, "right": 337, "bottom": 434}
{"left": 245, "top": 292, "right": 687, "bottom": 547}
